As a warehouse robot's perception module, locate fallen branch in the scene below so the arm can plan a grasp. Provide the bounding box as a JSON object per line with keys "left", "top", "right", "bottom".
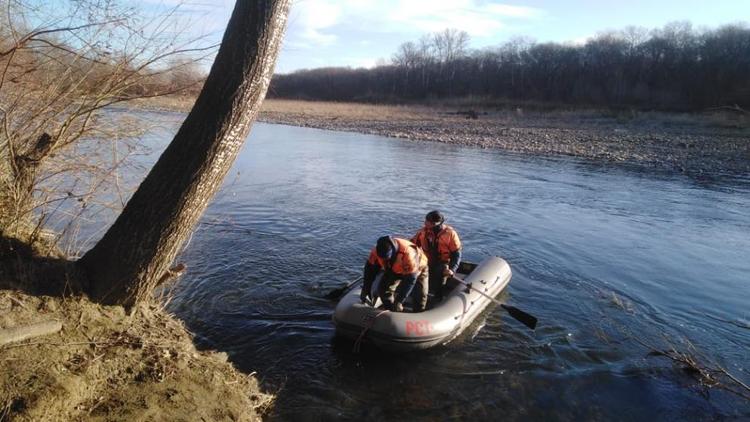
{"left": 636, "top": 335, "right": 750, "bottom": 401}
{"left": 0, "top": 320, "right": 62, "bottom": 346}
{"left": 0, "top": 339, "right": 136, "bottom": 350}
{"left": 602, "top": 308, "right": 750, "bottom": 402}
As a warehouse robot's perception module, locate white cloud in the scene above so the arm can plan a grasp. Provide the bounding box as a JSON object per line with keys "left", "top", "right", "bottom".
{"left": 135, "top": 0, "right": 235, "bottom": 37}
{"left": 285, "top": 0, "right": 544, "bottom": 48}
{"left": 140, "top": 0, "right": 544, "bottom": 45}
{"left": 484, "top": 4, "right": 541, "bottom": 18}
{"left": 288, "top": 0, "right": 343, "bottom": 46}
{"left": 385, "top": 0, "right": 543, "bottom": 36}
{"left": 137, "top": 0, "right": 546, "bottom": 71}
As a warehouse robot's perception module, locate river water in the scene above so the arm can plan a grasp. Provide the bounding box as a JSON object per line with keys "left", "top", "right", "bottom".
{"left": 99, "top": 111, "right": 750, "bottom": 420}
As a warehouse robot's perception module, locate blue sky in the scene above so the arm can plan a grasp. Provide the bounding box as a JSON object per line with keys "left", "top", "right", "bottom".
{"left": 141, "top": 0, "right": 749, "bottom": 73}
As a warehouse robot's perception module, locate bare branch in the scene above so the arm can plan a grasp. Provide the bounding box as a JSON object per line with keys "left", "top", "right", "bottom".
{"left": 0, "top": 19, "right": 125, "bottom": 57}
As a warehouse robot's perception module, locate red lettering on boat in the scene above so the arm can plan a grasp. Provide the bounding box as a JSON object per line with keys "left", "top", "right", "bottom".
{"left": 405, "top": 320, "right": 433, "bottom": 336}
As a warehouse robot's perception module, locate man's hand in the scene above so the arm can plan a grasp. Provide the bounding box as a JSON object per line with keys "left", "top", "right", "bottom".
{"left": 442, "top": 266, "right": 454, "bottom": 277}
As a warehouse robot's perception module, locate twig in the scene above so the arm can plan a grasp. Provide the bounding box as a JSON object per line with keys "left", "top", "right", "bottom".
{"left": 7, "top": 296, "right": 28, "bottom": 310}
{"left": 718, "top": 367, "right": 750, "bottom": 395}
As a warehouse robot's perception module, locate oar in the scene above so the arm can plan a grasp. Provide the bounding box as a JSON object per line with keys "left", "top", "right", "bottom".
{"left": 325, "top": 275, "right": 363, "bottom": 300}
{"left": 450, "top": 276, "right": 538, "bottom": 330}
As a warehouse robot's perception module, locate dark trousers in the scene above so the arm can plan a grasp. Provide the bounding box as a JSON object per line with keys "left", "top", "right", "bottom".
{"left": 428, "top": 263, "right": 449, "bottom": 299}
{"left": 378, "top": 269, "right": 429, "bottom": 312}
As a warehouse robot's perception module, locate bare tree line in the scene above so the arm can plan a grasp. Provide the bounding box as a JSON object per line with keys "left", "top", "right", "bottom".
{"left": 268, "top": 22, "right": 750, "bottom": 110}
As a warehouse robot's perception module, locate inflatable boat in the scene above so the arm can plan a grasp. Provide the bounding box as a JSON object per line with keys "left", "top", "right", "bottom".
{"left": 332, "top": 256, "right": 512, "bottom": 352}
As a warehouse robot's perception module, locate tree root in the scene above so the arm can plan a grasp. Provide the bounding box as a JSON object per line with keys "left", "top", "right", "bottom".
{"left": 0, "top": 320, "right": 62, "bottom": 347}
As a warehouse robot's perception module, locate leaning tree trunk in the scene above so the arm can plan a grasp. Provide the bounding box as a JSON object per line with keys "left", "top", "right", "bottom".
{"left": 78, "top": 0, "right": 290, "bottom": 306}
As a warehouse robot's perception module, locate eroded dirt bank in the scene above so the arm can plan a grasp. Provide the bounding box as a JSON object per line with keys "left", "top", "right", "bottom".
{"left": 0, "top": 289, "right": 272, "bottom": 421}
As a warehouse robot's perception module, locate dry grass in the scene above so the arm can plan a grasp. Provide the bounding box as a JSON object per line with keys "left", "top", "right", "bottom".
{"left": 259, "top": 99, "right": 749, "bottom": 131}
{"left": 135, "top": 96, "right": 748, "bottom": 134}
{"left": 260, "top": 99, "right": 437, "bottom": 121}
{"left": 128, "top": 96, "right": 198, "bottom": 113}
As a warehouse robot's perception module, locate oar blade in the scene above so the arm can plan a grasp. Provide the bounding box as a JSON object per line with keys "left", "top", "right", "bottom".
{"left": 501, "top": 304, "right": 538, "bottom": 330}
{"left": 325, "top": 287, "right": 347, "bottom": 300}
{"left": 325, "top": 276, "right": 363, "bottom": 300}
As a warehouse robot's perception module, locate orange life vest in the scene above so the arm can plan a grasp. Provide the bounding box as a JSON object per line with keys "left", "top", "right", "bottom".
{"left": 412, "top": 224, "right": 462, "bottom": 264}
{"left": 367, "top": 237, "right": 428, "bottom": 276}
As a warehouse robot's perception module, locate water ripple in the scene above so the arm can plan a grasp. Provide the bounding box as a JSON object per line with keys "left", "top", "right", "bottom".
{"left": 160, "top": 122, "right": 750, "bottom": 419}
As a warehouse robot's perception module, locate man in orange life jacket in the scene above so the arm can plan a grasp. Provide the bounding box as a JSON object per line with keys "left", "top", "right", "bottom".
{"left": 360, "top": 236, "right": 429, "bottom": 312}
{"left": 412, "top": 210, "right": 462, "bottom": 302}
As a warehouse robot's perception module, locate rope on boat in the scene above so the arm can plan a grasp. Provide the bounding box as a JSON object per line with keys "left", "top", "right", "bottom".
{"left": 353, "top": 309, "right": 389, "bottom": 353}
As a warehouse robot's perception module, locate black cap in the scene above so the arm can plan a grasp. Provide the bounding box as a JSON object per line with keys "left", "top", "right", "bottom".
{"left": 376, "top": 236, "right": 395, "bottom": 259}
{"left": 425, "top": 210, "right": 444, "bottom": 224}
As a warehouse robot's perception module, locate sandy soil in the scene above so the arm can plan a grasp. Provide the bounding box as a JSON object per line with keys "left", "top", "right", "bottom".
{"left": 258, "top": 100, "right": 750, "bottom": 174}
{"left": 0, "top": 290, "right": 273, "bottom": 421}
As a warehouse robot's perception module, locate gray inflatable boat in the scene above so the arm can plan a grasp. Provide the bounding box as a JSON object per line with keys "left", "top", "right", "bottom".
{"left": 332, "top": 256, "right": 512, "bottom": 352}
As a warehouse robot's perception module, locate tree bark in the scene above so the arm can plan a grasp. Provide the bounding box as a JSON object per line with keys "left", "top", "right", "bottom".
{"left": 78, "top": 0, "right": 290, "bottom": 306}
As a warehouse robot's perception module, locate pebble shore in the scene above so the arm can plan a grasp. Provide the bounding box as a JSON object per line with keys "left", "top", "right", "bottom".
{"left": 259, "top": 104, "right": 749, "bottom": 174}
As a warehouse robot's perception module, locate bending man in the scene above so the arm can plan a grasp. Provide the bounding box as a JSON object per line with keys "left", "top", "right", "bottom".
{"left": 361, "top": 236, "right": 429, "bottom": 312}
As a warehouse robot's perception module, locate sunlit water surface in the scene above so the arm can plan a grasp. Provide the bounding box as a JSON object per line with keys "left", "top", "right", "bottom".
{"left": 98, "top": 110, "right": 750, "bottom": 420}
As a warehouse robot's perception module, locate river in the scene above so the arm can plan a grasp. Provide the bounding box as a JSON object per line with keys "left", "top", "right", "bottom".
{"left": 95, "top": 110, "right": 750, "bottom": 420}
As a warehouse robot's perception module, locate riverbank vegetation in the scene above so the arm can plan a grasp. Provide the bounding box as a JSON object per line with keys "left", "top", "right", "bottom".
{"left": 269, "top": 22, "right": 750, "bottom": 111}
{"left": 0, "top": 0, "right": 208, "bottom": 248}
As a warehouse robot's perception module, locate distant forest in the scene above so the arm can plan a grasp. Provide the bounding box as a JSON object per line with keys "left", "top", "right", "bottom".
{"left": 268, "top": 23, "right": 750, "bottom": 110}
